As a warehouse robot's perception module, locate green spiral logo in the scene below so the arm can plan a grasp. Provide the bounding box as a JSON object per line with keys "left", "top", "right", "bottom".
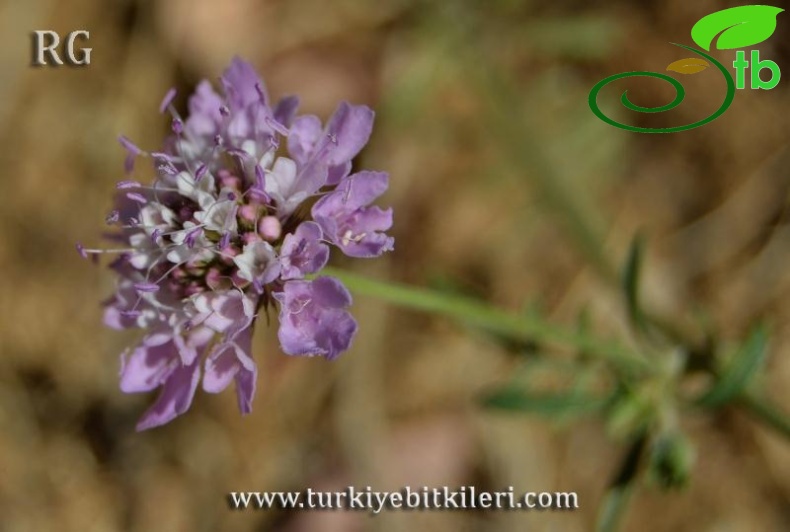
{"left": 588, "top": 5, "right": 784, "bottom": 133}
{"left": 588, "top": 44, "right": 735, "bottom": 134}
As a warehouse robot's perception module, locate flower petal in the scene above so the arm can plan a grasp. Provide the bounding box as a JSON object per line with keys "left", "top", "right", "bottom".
{"left": 135, "top": 356, "right": 201, "bottom": 431}
{"left": 222, "top": 56, "right": 268, "bottom": 109}
{"left": 119, "top": 339, "right": 177, "bottom": 393}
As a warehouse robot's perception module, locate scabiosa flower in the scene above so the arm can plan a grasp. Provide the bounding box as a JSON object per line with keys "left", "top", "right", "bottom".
{"left": 79, "top": 57, "right": 393, "bottom": 430}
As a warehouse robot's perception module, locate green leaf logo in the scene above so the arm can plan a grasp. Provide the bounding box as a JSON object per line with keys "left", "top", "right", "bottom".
{"left": 691, "top": 5, "right": 784, "bottom": 51}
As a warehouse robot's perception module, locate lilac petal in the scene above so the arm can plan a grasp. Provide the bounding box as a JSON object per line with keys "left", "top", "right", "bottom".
{"left": 287, "top": 115, "right": 322, "bottom": 165}
{"left": 340, "top": 171, "right": 389, "bottom": 208}
{"left": 311, "top": 172, "right": 386, "bottom": 216}
{"left": 104, "top": 307, "right": 135, "bottom": 329}
{"left": 159, "top": 87, "right": 177, "bottom": 113}
{"left": 76, "top": 242, "right": 88, "bottom": 259}
{"left": 173, "top": 325, "right": 214, "bottom": 366}
{"left": 273, "top": 95, "right": 299, "bottom": 128}
{"left": 120, "top": 340, "right": 177, "bottom": 393}
{"left": 311, "top": 171, "right": 394, "bottom": 257}
{"left": 135, "top": 357, "right": 201, "bottom": 431}
{"left": 311, "top": 276, "right": 353, "bottom": 308}
{"left": 290, "top": 158, "right": 330, "bottom": 208}
{"left": 233, "top": 241, "right": 281, "bottom": 285}
{"left": 255, "top": 82, "right": 266, "bottom": 102}
{"left": 186, "top": 81, "right": 224, "bottom": 137}
{"left": 203, "top": 344, "right": 240, "bottom": 393}
{"left": 338, "top": 207, "right": 394, "bottom": 258}
{"left": 234, "top": 327, "right": 257, "bottom": 414}
{"left": 279, "top": 221, "right": 330, "bottom": 280}
{"left": 274, "top": 277, "right": 357, "bottom": 360}
{"left": 326, "top": 161, "right": 352, "bottom": 186}
{"left": 235, "top": 365, "right": 256, "bottom": 414}
{"left": 320, "top": 102, "right": 374, "bottom": 166}
{"left": 316, "top": 310, "right": 357, "bottom": 361}
{"left": 203, "top": 327, "right": 257, "bottom": 413}
{"left": 202, "top": 291, "right": 255, "bottom": 336}
{"left": 145, "top": 331, "right": 173, "bottom": 347}
{"left": 222, "top": 56, "right": 268, "bottom": 109}
{"left": 105, "top": 210, "right": 120, "bottom": 225}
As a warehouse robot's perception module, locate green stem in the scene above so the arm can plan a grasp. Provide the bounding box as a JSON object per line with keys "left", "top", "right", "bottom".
{"left": 323, "top": 267, "right": 651, "bottom": 374}
{"left": 595, "top": 486, "right": 633, "bottom": 532}
{"left": 738, "top": 391, "right": 790, "bottom": 439}
{"left": 595, "top": 435, "right": 646, "bottom": 532}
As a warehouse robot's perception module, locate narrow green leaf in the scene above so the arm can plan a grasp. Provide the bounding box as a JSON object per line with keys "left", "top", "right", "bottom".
{"left": 738, "top": 391, "right": 790, "bottom": 439}
{"left": 691, "top": 6, "right": 784, "bottom": 51}
{"left": 621, "top": 233, "right": 646, "bottom": 332}
{"left": 697, "top": 324, "right": 769, "bottom": 407}
{"left": 482, "top": 387, "right": 609, "bottom": 416}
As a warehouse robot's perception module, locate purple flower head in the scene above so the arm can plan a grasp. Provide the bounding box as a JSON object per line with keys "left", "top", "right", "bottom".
{"left": 273, "top": 277, "right": 358, "bottom": 360}
{"left": 312, "top": 171, "right": 394, "bottom": 258}
{"left": 81, "top": 57, "right": 393, "bottom": 430}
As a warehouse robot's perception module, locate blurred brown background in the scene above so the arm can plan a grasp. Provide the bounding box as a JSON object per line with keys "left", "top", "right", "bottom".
{"left": 1, "top": 0, "right": 789, "bottom": 530}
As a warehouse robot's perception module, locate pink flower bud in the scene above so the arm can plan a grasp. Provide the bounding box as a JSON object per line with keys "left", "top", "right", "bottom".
{"left": 258, "top": 215, "right": 281, "bottom": 241}
{"left": 239, "top": 204, "right": 258, "bottom": 222}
